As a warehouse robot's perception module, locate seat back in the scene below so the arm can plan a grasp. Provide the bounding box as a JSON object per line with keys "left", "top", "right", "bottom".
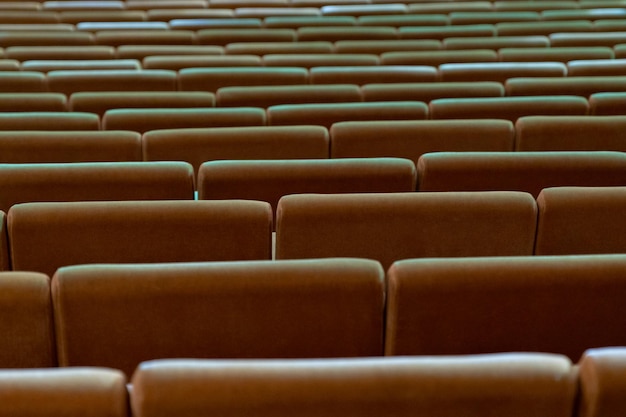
{"left": 0, "top": 112, "right": 100, "bottom": 131}
{"left": 579, "top": 347, "right": 626, "bottom": 417}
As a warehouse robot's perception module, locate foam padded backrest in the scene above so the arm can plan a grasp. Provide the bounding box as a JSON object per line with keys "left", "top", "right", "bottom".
{"left": 131, "top": 353, "right": 576, "bottom": 417}
{"left": 0, "top": 211, "right": 7, "bottom": 271}
{"left": 9, "top": 200, "right": 272, "bottom": 276}
{"left": 386, "top": 255, "right": 626, "bottom": 360}
{"left": 52, "top": 258, "right": 384, "bottom": 376}
{"left": 276, "top": 191, "right": 537, "bottom": 269}
{"left": 0, "top": 271, "right": 55, "bottom": 368}
{"left": 47, "top": 69, "right": 177, "bottom": 95}
{"left": 578, "top": 347, "right": 626, "bottom": 417}
{"left": 0, "top": 112, "right": 100, "bottom": 131}
{"left": 0, "top": 367, "right": 128, "bottom": 417}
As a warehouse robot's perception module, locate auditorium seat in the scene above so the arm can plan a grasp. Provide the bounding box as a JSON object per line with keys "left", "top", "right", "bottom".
{"left": 143, "top": 55, "right": 262, "bottom": 70}
{"left": 614, "top": 43, "right": 626, "bottom": 59}
{"left": 0, "top": 131, "right": 142, "bottom": 163}
{"left": 178, "top": 67, "right": 309, "bottom": 92}
{"left": 0, "top": 31, "right": 94, "bottom": 47}
{"left": 209, "top": 0, "right": 287, "bottom": 8}
{"left": 234, "top": 7, "right": 320, "bottom": 18}
{"left": 417, "top": 151, "right": 626, "bottom": 197}
{"left": 130, "top": 354, "right": 575, "bottom": 417}
{"left": 0, "top": 93, "right": 67, "bottom": 112}
{"left": 429, "top": 96, "right": 589, "bottom": 121}
{"left": 4, "top": 46, "right": 116, "bottom": 61}
{"left": 380, "top": 50, "right": 497, "bottom": 66}
{"left": 117, "top": 45, "right": 224, "bottom": 60}
{"left": 451, "top": 11, "right": 540, "bottom": 25}
{"left": 550, "top": 32, "right": 626, "bottom": 47}
{"left": 330, "top": 120, "right": 514, "bottom": 163}
{"left": 0, "top": 271, "right": 54, "bottom": 367}
{"left": 77, "top": 22, "right": 169, "bottom": 32}
{"left": 385, "top": 254, "right": 626, "bottom": 361}
{"left": 357, "top": 14, "right": 449, "bottom": 27}
{"left": 0, "top": 368, "right": 127, "bottom": 416}
{"left": 495, "top": 20, "right": 594, "bottom": 36}
{"left": 225, "top": 41, "right": 333, "bottom": 55}
{"left": 59, "top": 10, "right": 147, "bottom": 23}
{"left": 535, "top": 186, "right": 626, "bottom": 255}
{"left": 589, "top": 92, "right": 626, "bottom": 115}
{"left": 0, "top": 2, "right": 41, "bottom": 11}
{"left": 47, "top": 70, "right": 178, "bottom": 95}
{"left": 593, "top": 19, "right": 626, "bottom": 32}
{"left": 543, "top": 9, "right": 626, "bottom": 21}
{"left": 0, "top": 112, "right": 100, "bottom": 131}
{"left": 515, "top": 116, "right": 626, "bottom": 151}
{"left": 0, "top": 161, "right": 194, "bottom": 212}
{"left": 21, "top": 59, "right": 141, "bottom": 72}
{"left": 321, "top": 4, "right": 408, "bottom": 16}
{"left": 143, "top": 125, "right": 329, "bottom": 175}
{"left": 43, "top": 1, "right": 125, "bottom": 11}
{"left": 95, "top": 30, "right": 196, "bottom": 46}
{"left": 333, "top": 39, "right": 441, "bottom": 54}
{"left": 199, "top": 158, "right": 416, "bottom": 225}
{"left": 9, "top": 199, "right": 273, "bottom": 276}
{"left": 70, "top": 92, "right": 216, "bottom": 116}
{"left": 398, "top": 24, "right": 496, "bottom": 40}
{"left": 103, "top": 107, "right": 265, "bottom": 133}
{"left": 197, "top": 28, "right": 296, "bottom": 45}
{"left": 567, "top": 59, "right": 626, "bottom": 76}
{"left": 276, "top": 191, "right": 537, "bottom": 269}
{"left": 52, "top": 258, "right": 384, "bottom": 376}
{"left": 578, "top": 347, "right": 626, "bottom": 417}
{"left": 310, "top": 65, "right": 437, "bottom": 84}
{"left": 439, "top": 62, "right": 566, "bottom": 83}
{"left": 296, "top": 26, "right": 397, "bottom": 41}
{"left": 505, "top": 76, "right": 626, "bottom": 97}
{"left": 0, "top": 212, "right": 6, "bottom": 271}
{"left": 217, "top": 84, "right": 362, "bottom": 107}
{"left": 498, "top": 46, "right": 614, "bottom": 62}
{"left": 361, "top": 82, "right": 504, "bottom": 102}
{"left": 126, "top": 0, "right": 207, "bottom": 9}
{"left": 150, "top": 9, "right": 235, "bottom": 21}
{"left": 267, "top": 101, "right": 428, "bottom": 127}
{"left": 0, "top": 11, "right": 59, "bottom": 24}
{"left": 444, "top": 35, "right": 550, "bottom": 50}
{"left": 264, "top": 16, "right": 356, "bottom": 28}
{"left": 408, "top": 2, "right": 492, "bottom": 14}
{"left": 0, "top": 71, "right": 45, "bottom": 92}
{"left": 0, "top": 24, "right": 73, "bottom": 32}
{"left": 263, "top": 53, "right": 379, "bottom": 67}
{"left": 168, "top": 18, "right": 262, "bottom": 30}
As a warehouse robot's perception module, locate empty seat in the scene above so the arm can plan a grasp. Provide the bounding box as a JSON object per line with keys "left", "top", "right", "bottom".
{"left": 550, "top": 32, "right": 626, "bottom": 47}
{"left": 131, "top": 354, "right": 575, "bottom": 417}
{"left": 143, "top": 125, "right": 329, "bottom": 175}
{"left": 263, "top": 53, "right": 379, "bottom": 67}
{"left": 296, "top": 26, "right": 397, "bottom": 41}
{"left": 0, "top": 368, "right": 127, "bottom": 416}
{"left": 449, "top": 11, "right": 540, "bottom": 25}
{"left": 77, "top": 22, "right": 169, "bottom": 32}
{"left": 126, "top": 0, "right": 207, "bottom": 9}
{"left": 22, "top": 59, "right": 141, "bottom": 72}
{"left": 0, "top": 71, "right": 45, "bottom": 92}
{"left": 0, "top": 24, "right": 73, "bottom": 31}
{"left": 59, "top": 10, "right": 147, "bottom": 23}
{"left": 103, "top": 108, "right": 266, "bottom": 133}
{"left": 116, "top": 45, "right": 224, "bottom": 60}
{"left": 357, "top": 14, "right": 449, "bottom": 27}
{"left": 225, "top": 41, "right": 333, "bottom": 55}
{"left": 589, "top": 92, "right": 626, "bottom": 115}
{"left": 418, "top": 151, "right": 626, "bottom": 197}
{"left": 399, "top": 24, "right": 496, "bottom": 40}
{"left": 429, "top": 96, "right": 589, "bottom": 121}
{"left": 333, "top": 39, "right": 441, "bottom": 54}
{"left": 264, "top": 16, "right": 356, "bottom": 28}
{"left": 47, "top": 70, "right": 178, "bottom": 95}
{"left": 4, "top": 46, "right": 116, "bottom": 61}
{"left": 439, "top": 62, "right": 566, "bottom": 83}
{"left": 385, "top": 254, "right": 626, "bottom": 360}
{"left": 0, "top": 271, "right": 54, "bottom": 367}
{"left": 143, "top": 55, "right": 262, "bottom": 70}
{"left": 9, "top": 200, "right": 273, "bottom": 276}
{"left": 276, "top": 191, "right": 537, "bottom": 269}
{"left": 0, "top": 59, "right": 18, "bottom": 71}
{"left": 210, "top": 0, "right": 287, "bottom": 8}
{"left": 578, "top": 347, "right": 626, "bottom": 417}
{"left": 268, "top": 101, "right": 428, "bottom": 128}
{"left": 614, "top": 43, "right": 626, "bottom": 59}
{"left": 535, "top": 186, "right": 626, "bottom": 255}
{"left": 0, "top": 161, "right": 194, "bottom": 213}
{"left": 567, "top": 59, "right": 626, "bottom": 76}
{"left": 197, "top": 28, "right": 296, "bottom": 45}
{"left": 444, "top": 35, "right": 550, "bottom": 50}
{"left": 543, "top": 9, "right": 626, "bottom": 21}
{"left": 322, "top": 3, "right": 407, "bottom": 16}
{"left": 52, "top": 258, "right": 384, "bottom": 376}
{"left": 498, "top": 46, "right": 614, "bottom": 62}
{"left": 362, "top": 82, "right": 504, "bottom": 102}
{"left": 0, "top": 131, "right": 142, "bottom": 163}
{"left": 331, "top": 120, "right": 514, "bottom": 163}
{"left": 505, "top": 76, "right": 626, "bottom": 97}
{"left": 95, "top": 30, "right": 196, "bottom": 46}
{"left": 217, "top": 84, "right": 361, "bottom": 107}
{"left": 70, "top": 92, "right": 216, "bottom": 117}
{"left": 0, "top": 211, "right": 6, "bottom": 271}
{"left": 408, "top": 2, "right": 493, "bottom": 14}
{"left": 0, "top": 112, "right": 100, "bottom": 131}
{"left": 0, "top": 11, "right": 59, "bottom": 24}
{"left": 178, "top": 67, "right": 308, "bottom": 92}
{"left": 150, "top": 10, "right": 235, "bottom": 21}
{"left": 0, "top": 31, "right": 94, "bottom": 47}
{"left": 496, "top": 20, "right": 594, "bottom": 36}
{"left": 516, "top": 116, "right": 626, "bottom": 151}
{"left": 43, "top": 1, "right": 125, "bottom": 11}
{"left": 593, "top": 19, "right": 626, "bottom": 32}
{"left": 235, "top": 7, "right": 321, "bottom": 18}
{"left": 381, "top": 50, "right": 497, "bottom": 66}
{"left": 310, "top": 65, "right": 437, "bottom": 85}
{"left": 0, "top": 93, "right": 67, "bottom": 112}
{"left": 169, "top": 18, "right": 261, "bottom": 30}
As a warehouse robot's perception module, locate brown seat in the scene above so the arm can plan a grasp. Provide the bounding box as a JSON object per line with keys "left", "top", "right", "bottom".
{"left": 0, "top": 11, "right": 59, "bottom": 24}
{"left": 143, "top": 125, "right": 329, "bottom": 175}
{"left": 53, "top": 258, "right": 384, "bottom": 376}
{"left": 131, "top": 354, "right": 575, "bottom": 417}
{"left": 149, "top": 10, "right": 235, "bottom": 21}
{"left": 515, "top": 116, "right": 626, "bottom": 151}
{"left": 103, "top": 108, "right": 266, "bottom": 133}
{"left": 398, "top": 24, "right": 496, "bottom": 40}
{"left": 380, "top": 50, "right": 497, "bottom": 66}
{"left": 225, "top": 41, "right": 333, "bottom": 55}
{"left": 444, "top": 35, "right": 549, "bottom": 50}
{"left": 310, "top": 65, "right": 437, "bottom": 85}
{"left": 168, "top": 17, "right": 261, "bottom": 30}
{"left": 535, "top": 186, "right": 626, "bottom": 255}
{"left": 449, "top": 11, "right": 540, "bottom": 25}
{"left": 322, "top": 3, "right": 407, "bottom": 16}
{"left": 264, "top": 16, "right": 356, "bottom": 29}
{"left": 276, "top": 191, "right": 537, "bottom": 269}
{"left": 550, "top": 32, "right": 626, "bottom": 47}
{"left": 439, "top": 62, "right": 566, "bottom": 83}
{"left": 417, "top": 151, "right": 626, "bottom": 197}
{"left": 95, "top": 30, "right": 196, "bottom": 46}
{"left": 506, "top": 76, "right": 626, "bottom": 97}
{"left": 578, "top": 347, "right": 626, "bottom": 417}
{"left": 9, "top": 200, "right": 273, "bottom": 276}
{"left": 43, "top": 1, "right": 125, "bottom": 11}
{"left": 143, "top": 55, "right": 262, "bottom": 70}
{"left": 0, "top": 59, "right": 18, "bottom": 71}
{"left": 0, "top": 31, "right": 94, "bottom": 47}
{"left": 385, "top": 254, "right": 626, "bottom": 361}
{"left": 0, "top": 93, "right": 67, "bottom": 112}
{"left": 0, "top": 211, "right": 7, "bottom": 271}
{"left": 296, "top": 26, "right": 397, "bottom": 41}
{"left": 197, "top": 28, "right": 296, "bottom": 45}
{"left": 268, "top": 101, "right": 428, "bottom": 128}
{"left": 59, "top": 10, "right": 147, "bottom": 23}
{"left": 567, "top": 59, "right": 626, "bottom": 76}
{"left": 126, "top": 0, "right": 207, "bottom": 9}
{"left": 495, "top": 20, "right": 594, "bottom": 36}
{"left": 22, "top": 59, "right": 141, "bottom": 73}
{"left": 0, "top": 71, "right": 45, "bottom": 93}
{"left": 498, "top": 46, "right": 614, "bottom": 62}
{"left": 0, "top": 161, "right": 194, "bottom": 213}
{"left": 77, "top": 21, "right": 168, "bottom": 32}
{"left": 116, "top": 45, "right": 224, "bottom": 60}
{"left": 4, "top": 45, "right": 116, "bottom": 61}
{"left": 263, "top": 53, "right": 379, "bottom": 67}
{"left": 0, "top": 112, "right": 100, "bottom": 131}
{"left": 543, "top": 9, "right": 626, "bottom": 21}
{"left": 589, "top": 92, "right": 626, "bottom": 115}
{"left": 357, "top": 14, "right": 449, "bottom": 27}
{"left": 178, "top": 67, "right": 308, "bottom": 92}
{"left": 361, "top": 82, "right": 504, "bottom": 102}
{"left": 493, "top": 0, "right": 578, "bottom": 11}
{"left": 0, "top": 367, "right": 127, "bottom": 416}
{"left": 217, "top": 84, "right": 362, "bottom": 107}
{"left": 47, "top": 70, "right": 178, "bottom": 95}
{"left": 330, "top": 119, "right": 514, "bottom": 164}
{"left": 408, "top": 2, "right": 493, "bottom": 14}
{"left": 333, "top": 39, "right": 441, "bottom": 54}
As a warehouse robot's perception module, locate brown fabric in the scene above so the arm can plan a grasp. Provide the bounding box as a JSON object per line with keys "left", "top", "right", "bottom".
{"left": 506, "top": 76, "right": 626, "bottom": 97}
{"left": 0, "top": 272, "right": 55, "bottom": 367}
{"left": 535, "top": 186, "right": 626, "bottom": 255}
{"left": 144, "top": 55, "right": 262, "bottom": 71}
{"left": 310, "top": 65, "right": 438, "bottom": 85}
{"left": 9, "top": 200, "right": 272, "bottom": 276}
{"left": 399, "top": 25, "right": 496, "bottom": 40}
{"left": 567, "top": 60, "right": 626, "bottom": 77}
{"left": 0, "top": 32, "right": 93, "bottom": 47}
{"left": 496, "top": 21, "right": 593, "bottom": 37}
{"left": 440, "top": 62, "right": 566, "bottom": 83}
{"left": 550, "top": 32, "right": 626, "bottom": 48}
{"left": 276, "top": 191, "right": 537, "bottom": 269}
{"left": 117, "top": 45, "right": 223, "bottom": 60}
{"left": 331, "top": 119, "right": 514, "bottom": 164}
{"left": 0, "top": 72, "right": 46, "bottom": 92}
{"left": 143, "top": 125, "right": 329, "bottom": 176}
{"left": 386, "top": 255, "right": 626, "bottom": 360}
{"left": 515, "top": 116, "right": 626, "bottom": 151}
{"left": 4, "top": 46, "right": 116, "bottom": 60}
{"left": 178, "top": 67, "right": 308, "bottom": 92}
{"left": 443, "top": 35, "right": 550, "bottom": 49}
{"left": 590, "top": 92, "right": 626, "bottom": 115}
{"left": 131, "top": 354, "right": 575, "bottom": 417}
{"left": 361, "top": 81, "right": 504, "bottom": 102}
{"left": 94, "top": 30, "right": 196, "bottom": 46}
{"left": 47, "top": 69, "right": 177, "bottom": 95}
{"left": 0, "top": 112, "right": 100, "bottom": 131}
{"left": 217, "top": 84, "right": 362, "bottom": 108}
{"left": 334, "top": 40, "right": 440, "bottom": 54}
{"left": 417, "top": 151, "right": 626, "bottom": 197}
{"left": 297, "top": 26, "right": 397, "bottom": 42}
{"left": 0, "top": 131, "right": 142, "bottom": 163}
{"left": 23, "top": 59, "right": 141, "bottom": 73}
{"left": 197, "top": 29, "right": 296, "bottom": 45}
{"left": 59, "top": 11, "right": 147, "bottom": 24}
{"left": 53, "top": 258, "right": 384, "bottom": 376}
{"left": 380, "top": 50, "right": 498, "bottom": 66}
{"left": 578, "top": 348, "right": 626, "bottom": 417}
{"left": 263, "top": 54, "right": 378, "bottom": 69}
{"left": 0, "top": 93, "right": 67, "bottom": 112}
{"left": 498, "top": 46, "right": 613, "bottom": 63}
{"left": 226, "top": 41, "right": 332, "bottom": 55}
{"left": 0, "top": 367, "right": 127, "bottom": 417}
{"left": 0, "top": 212, "right": 8, "bottom": 271}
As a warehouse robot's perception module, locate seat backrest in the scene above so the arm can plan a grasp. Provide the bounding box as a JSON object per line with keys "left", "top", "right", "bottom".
{"left": 0, "top": 71, "right": 46, "bottom": 92}
{"left": 439, "top": 62, "right": 566, "bottom": 83}
{"left": 0, "top": 162, "right": 194, "bottom": 213}
{"left": 578, "top": 347, "right": 626, "bottom": 417}
{"left": 361, "top": 81, "right": 504, "bottom": 102}
{"left": 52, "top": 258, "right": 384, "bottom": 376}
{"left": 8, "top": 200, "right": 272, "bottom": 276}
{"left": 178, "top": 67, "right": 308, "bottom": 92}
{"left": 0, "top": 112, "right": 100, "bottom": 131}
{"left": 4, "top": 45, "right": 116, "bottom": 61}
{"left": 535, "top": 186, "right": 626, "bottom": 255}
{"left": 47, "top": 69, "right": 177, "bottom": 95}
{"left": 310, "top": 65, "right": 438, "bottom": 85}
{"left": 589, "top": 92, "right": 626, "bottom": 115}
{"left": 505, "top": 76, "right": 626, "bottom": 97}
{"left": 0, "top": 271, "right": 54, "bottom": 367}
{"left": 0, "top": 93, "right": 67, "bottom": 112}
{"left": 0, "top": 367, "right": 128, "bottom": 417}
{"left": 386, "top": 255, "right": 626, "bottom": 361}
{"left": 276, "top": 191, "right": 537, "bottom": 269}
{"left": 216, "top": 84, "right": 362, "bottom": 108}
{"left": 130, "top": 353, "right": 575, "bottom": 417}
{"left": 417, "top": 151, "right": 626, "bottom": 197}
{"left": 0, "top": 211, "right": 7, "bottom": 271}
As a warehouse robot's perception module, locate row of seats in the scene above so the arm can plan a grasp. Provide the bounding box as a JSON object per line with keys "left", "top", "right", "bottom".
{"left": 0, "top": 187, "right": 624, "bottom": 275}
{"left": 2, "top": 348, "right": 625, "bottom": 417}
{"left": 4, "top": 256, "right": 626, "bottom": 374}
